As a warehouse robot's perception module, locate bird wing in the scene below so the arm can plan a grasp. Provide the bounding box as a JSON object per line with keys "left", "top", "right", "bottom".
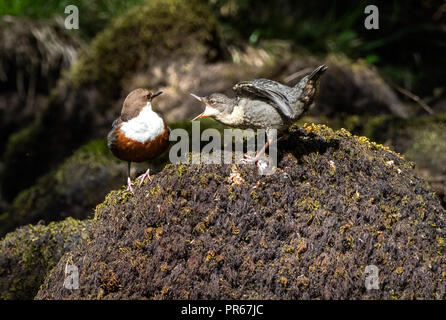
{"left": 233, "top": 79, "right": 296, "bottom": 118}
{"left": 107, "top": 118, "right": 123, "bottom": 152}
{"left": 111, "top": 117, "right": 123, "bottom": 129}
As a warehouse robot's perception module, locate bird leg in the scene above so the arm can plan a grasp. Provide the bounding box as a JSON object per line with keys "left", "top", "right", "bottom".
{"left": 125, "top": 161, "right": 136, "bottom": 193}
{"left": 242, "top": 133, "right": 289, "bottom": 165}
{"left": 242, "top": 138, "right": 273, "bottom": 164}
{"left": 137, "top": 168, "right": 152, "bottom": 187}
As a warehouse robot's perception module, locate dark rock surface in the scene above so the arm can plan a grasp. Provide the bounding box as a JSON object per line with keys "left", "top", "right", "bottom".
{"left": 36, "top": 124, "right": 446, "bottom": 299}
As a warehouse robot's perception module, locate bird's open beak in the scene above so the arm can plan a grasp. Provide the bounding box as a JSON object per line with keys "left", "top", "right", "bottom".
{"left": 190, "top": 93, "right": 218, "bottom": 121}
{"left": 151, "top": 91, "right": 163, "bottom": 99}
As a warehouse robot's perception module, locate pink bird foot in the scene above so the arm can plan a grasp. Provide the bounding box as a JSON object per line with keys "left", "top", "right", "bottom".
{"left": 137, "top": 169, "right": 152, "bottom": 187}
{"left": 126, "top": 177, "right": 136, "bottom": 193}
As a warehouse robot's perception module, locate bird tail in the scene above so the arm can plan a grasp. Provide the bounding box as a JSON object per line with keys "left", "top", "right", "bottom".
{"left": 308, "top": 64, "right": 328, "bottom": 81}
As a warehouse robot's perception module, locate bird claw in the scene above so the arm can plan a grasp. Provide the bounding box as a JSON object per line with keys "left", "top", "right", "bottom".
{"left": 241, "top": 154, "right": 269, "bottom": 174}
{"left": 256, "top": 159, "right": 269, "bottom": 174}
{"left": 241, "top": 154, "right": 258, "bottom": 164}
{"left": 137, "top": 169, "right": 152, "bottom": 187}
{"left": 126, "top": 177, "right": 136, "bottom": 193}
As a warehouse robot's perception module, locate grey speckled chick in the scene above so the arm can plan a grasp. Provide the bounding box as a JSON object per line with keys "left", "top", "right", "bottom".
{"left": 191, "top": 65, "right": 327, "bottom": 133}
{"left": 190, "top": 65, "right": 327, "bottom": 163}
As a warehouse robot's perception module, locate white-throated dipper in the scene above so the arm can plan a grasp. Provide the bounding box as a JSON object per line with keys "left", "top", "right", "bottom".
{"left": 190, "top": 65, "right": 327, "bottom": 162}
{"left": 107, "top": 88, "right": 170, "bottom": 193}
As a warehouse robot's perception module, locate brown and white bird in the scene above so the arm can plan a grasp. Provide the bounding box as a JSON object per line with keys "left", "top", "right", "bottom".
{"left": 107, "top": 88, "right": 170, "bottom": 192}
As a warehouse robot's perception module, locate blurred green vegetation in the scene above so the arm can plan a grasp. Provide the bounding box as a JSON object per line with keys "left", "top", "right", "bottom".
{"left": 0, "top": 0, "right": 145, "bottom": 38}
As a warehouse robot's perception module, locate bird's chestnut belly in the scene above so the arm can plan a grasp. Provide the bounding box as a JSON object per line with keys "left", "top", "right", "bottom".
{"left": 111, "top": 125, "right": 170, "bottom": 162}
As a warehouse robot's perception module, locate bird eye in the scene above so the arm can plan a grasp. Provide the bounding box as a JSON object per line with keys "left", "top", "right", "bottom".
{"left": 210, "top": 98, "right": 215, "bottom": 104}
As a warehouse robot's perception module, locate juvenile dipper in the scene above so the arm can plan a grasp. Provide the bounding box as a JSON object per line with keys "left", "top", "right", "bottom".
{"left": 107, "top": 88, "right": 170, "bottom": 192}
{"left": 191, "top": 65, "right": 327, "bottom": 162}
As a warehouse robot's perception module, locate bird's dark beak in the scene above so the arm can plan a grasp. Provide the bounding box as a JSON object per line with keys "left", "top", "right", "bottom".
{"left": 190, "top": 93, "right": 218, "bottom": 121}
{"left": 151, "top": 91, "right": 163, "bottom": 100}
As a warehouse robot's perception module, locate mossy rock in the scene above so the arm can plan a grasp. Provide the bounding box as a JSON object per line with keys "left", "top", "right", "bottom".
{"left": 0, "top": 0, "right": 221, "bottom": 201}
{"left": 36, "top": 124, "right": 446, "bottom": 299}
{"left": 0, "top": 139, "right": 125, "bottom": 236}
{"left": 0, "top": 217, "right": 91, "bottom": 300}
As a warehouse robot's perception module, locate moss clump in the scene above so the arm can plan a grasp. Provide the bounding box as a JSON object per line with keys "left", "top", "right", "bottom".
{"left": 35, "top": 124, "right": 446, "bottom": 300}
{"left": 0, "top": 139, "right": 125, "bottom": 237}
{"left": 0, "top": 217, "right": 91, "bottom": 300}
{"left": 176, "top": 165, "right": 187, "bottom": 177}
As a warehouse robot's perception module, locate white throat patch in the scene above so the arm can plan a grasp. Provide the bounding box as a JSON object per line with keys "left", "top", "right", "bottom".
{"left": 120, "top": 102, "right": 164, "bottom": 144}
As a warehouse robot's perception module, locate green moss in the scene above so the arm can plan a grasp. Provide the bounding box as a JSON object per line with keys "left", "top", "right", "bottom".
{"left": 279, "top": 276, "right": 288, "bottom": 287}
{"left": 250, "top": 191, "right": 259, "bottom": 200}
{"left": 193, "top": 222, "right": 207, "bottom": 234}
{"left": 176, "top": 165, "right": 187, "bottom": 177}
{"left": 437, "top": 236, "right": 446, "bottom": 254}
{"left": 149, "top": 186, "right": 161, "bottom": 196}
{"left": 204, "top": 250, "right": 215, "bottom": 262}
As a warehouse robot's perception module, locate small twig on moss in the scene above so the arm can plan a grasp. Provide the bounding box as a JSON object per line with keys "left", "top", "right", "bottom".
{"left": 393, "top": 84, "right": 435, "bottom": 115}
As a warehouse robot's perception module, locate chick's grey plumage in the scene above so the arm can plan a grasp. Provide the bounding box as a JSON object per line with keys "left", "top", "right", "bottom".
{"left": 234, "top": 98, "right": 285, "bottom": 131}
{"left": 192, "top": 65, "right": 327, "bottom": 133}
{"left": 233, "top": 64, "right": 327, "bottom": 120}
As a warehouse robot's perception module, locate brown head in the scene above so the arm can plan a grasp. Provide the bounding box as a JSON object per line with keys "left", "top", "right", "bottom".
{"left": 120, "top": 88, "right": 163, "bottom": 121}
